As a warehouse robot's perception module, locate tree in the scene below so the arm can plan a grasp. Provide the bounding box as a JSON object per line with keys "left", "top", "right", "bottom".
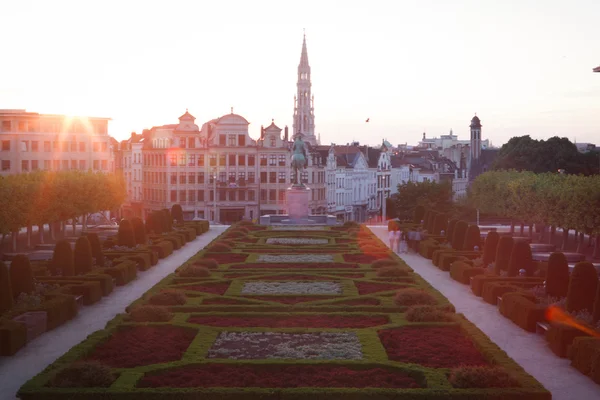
{"left": 394, "top": 180, "right": 453, "bottom": 220}
{"left": 74, "top": 236, "right": 93, "bottom": 275}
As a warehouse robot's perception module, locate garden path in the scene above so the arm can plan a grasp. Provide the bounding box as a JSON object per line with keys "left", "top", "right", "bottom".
{"left": 368, "top": 226, "right": 600, "bottom": 400}
{"left": 0, "top": 225, "right": 227, "bottom": 400}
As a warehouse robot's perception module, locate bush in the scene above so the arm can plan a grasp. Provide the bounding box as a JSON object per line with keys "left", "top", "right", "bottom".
{"left": 171, "top": 204, "right": 184, "bottom": 224}
{"left": 74, "top": 236, "right": 93, "bottom": 275}
{"left": 371, "top": 259, "right": 401, "bottom": 269}
{"left": 117, "top": 219, "right": 136, "bottom": 248}
{"left": 193, "top": 259, "right": 218, "bottom": 269}
{"left": 343, "top": 221, "right": 360, "bottom": 228}
{"left": 130, "top": 305, "right": 173, "bottom": 322}
{"left": 376, "top": 267, "right": 409, "bottom": 277}
{"left": 178, "top": 266, "right": 211, "bottom": 278}
{"left": 161, "top": 209, "right": 173, "bottom": 232}
{"left": 569, "top": 337, "right": 600, "bottom": 383}
{"left": 393, "top": 288, "right": 437, "bottom": 306}
{"left": 462, "top": 224, "right": 481, "bottom": 252}
{"left": 446, "top": 219, "right": 458, "bottom": 242}
{"left": 145, "top": 211, "right": 163, "bottom": 234}
{"left": 449, "top": 366, "right": 520, "bottom": 388}
{"left": 48, "top": 361, "right": 115, "bottom": 388}
{"left": 594, "top": 285, "right": 600, "bottom": 323}
{"left": 149, "top": 291, "right": 186, "bottom": 306}
{"left": 413, "top": 205, "right": 425, "bottom": 224}
{"left": 425, "top": 210, "right": 437, "bottom": 233}
{"left": 131, "top": 217, "right": 147, "bottom": 245}
{"left": 86, "top": 233, "right": 104, "bottom": 267}
{"left": 566, "top": 262, "right": 599, "bottom": 313}
{"left": 546, "top": 252, "right": 569, "bottom": 298}
{"left": 432, "top": 213, "right": 448, "bottom": 235}
{"left": 0, "top": 261, "right": 13, "bottom": 314}
{"left": 482, "top": 231, "right": 500, "bottom": 266}
{"left": 9, "top": 255, "right": 34, "bottom": 298}
{"left": 208, "top": 243, "right": 232, "bottom": 253}
{"left": 451, "top": 220, "right": 468, "bottom": 250}
{"left": 50, "top": 240, "right": 74, "bottom": 276}
{"left": 405, "top": 305, "right": 454, "bottom": 322}
{"left": 507, "top": 240, "right": 533, "bottom": 277}
{"left": 494, "top": 236, "right": 514, "bottom": 275}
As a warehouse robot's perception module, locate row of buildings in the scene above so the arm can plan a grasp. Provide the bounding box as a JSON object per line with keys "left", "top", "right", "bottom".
{"left": 0, "top": 35, "right": 495, "bottom": 223}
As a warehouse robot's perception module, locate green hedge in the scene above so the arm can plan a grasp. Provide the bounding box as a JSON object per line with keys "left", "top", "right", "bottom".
{"left": 470, "top": 276, "right": 544, "bottom": 297}
{"left": 499, "top": 292, "right": 546, "bottom": 332}
{"left": 546, "top": 323, "right": 591, "bottom": 358}
{"left": 449, "top": 261, "right": 485, "bottom": 285}
{"left": 569, "top": 337, "right": 600, "bottom": 384}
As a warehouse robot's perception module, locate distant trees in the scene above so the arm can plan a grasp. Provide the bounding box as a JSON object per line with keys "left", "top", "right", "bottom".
{"left": 393, "top": 180, "right": 453, "bottom": 220}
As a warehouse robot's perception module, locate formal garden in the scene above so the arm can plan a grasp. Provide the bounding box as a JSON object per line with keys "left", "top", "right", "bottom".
{"left": 15, "top": 221, "right": 550, "bottom": 399}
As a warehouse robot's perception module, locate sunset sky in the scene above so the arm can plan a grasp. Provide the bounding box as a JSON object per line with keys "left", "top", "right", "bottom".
{"left": 1, "top": 0, "right": 599, "bottom": 147}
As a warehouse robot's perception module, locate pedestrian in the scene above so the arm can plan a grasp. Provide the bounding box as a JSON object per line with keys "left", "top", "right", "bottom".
{"left": 394, "top": 229, "right": 402, "bottom": 253}
{"left": 414, "top": 228, "right": 422, "bottom": 253}
{"left": 388, "top": 228, "right": 396, "bottom": 249}
{"left": 399, "top": 230, "right": 408, "bottom": 253}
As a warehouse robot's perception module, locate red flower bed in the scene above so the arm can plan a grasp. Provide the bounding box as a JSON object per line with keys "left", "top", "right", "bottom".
{"left": 331, "top": 298, "right": 381, "bottom": 306}
{"left": 335, "top": 238, "right": 354, "bottom": 244}
{"left": 243, "top": 296, "right": 337, "bottom": 304}
{"left": 202, "top": 298, "right": 254, "bottom": 305}
{"left": 188, "top": 314, "right": 389, "bottom": 328}
{"left": 247, "top": 275, "right": 329, "bottom": 281}
{"left": 138, "top": 364, "right": 421, "bottom": 388}
{"left": 378, "top": 326, "right": 489, "bottom": 368}
{"left": 86, "top": 326, "right": 196, "bottom": 368}
{"left": 355, "top": 282, "right": 409, "bottom": 295}
{"left": 181, "top": 282, "right": 231, "bottom": 295}
{"left": 343, "top": 254, "right": 391, "bottom": 263}
{"left": 202, "top": 253, "right": 248, "bottom": 264}
{"left": 243, "top": 248, "right": 350, "bottom": 253}
{"left": 230, "top": 263, "right": 358, "bottom": 269}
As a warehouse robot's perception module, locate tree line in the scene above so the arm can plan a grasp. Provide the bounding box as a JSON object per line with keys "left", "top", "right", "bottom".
{"left": 0, "top": 171, "right": 126, "bottom": 251}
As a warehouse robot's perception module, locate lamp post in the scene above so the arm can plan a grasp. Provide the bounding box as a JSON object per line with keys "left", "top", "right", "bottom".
{"left": 212, "top": 168, "right": 217, "bottom": 223}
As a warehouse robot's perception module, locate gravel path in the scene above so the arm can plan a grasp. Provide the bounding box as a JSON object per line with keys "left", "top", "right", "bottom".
{"left": 0, "top": 226, "right": 228, "bottom": 400}
{"left": 368, "top": 226, "right": 600, "bottom": 400}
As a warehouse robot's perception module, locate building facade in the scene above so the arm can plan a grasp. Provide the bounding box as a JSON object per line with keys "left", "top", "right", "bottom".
{"left": 0, "top": 109, "right": 115, "bottom": 176}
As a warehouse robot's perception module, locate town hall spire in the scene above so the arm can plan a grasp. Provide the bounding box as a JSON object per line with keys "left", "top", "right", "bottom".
{"left": 293, "top": 32, "right": 317, "bottom": 145}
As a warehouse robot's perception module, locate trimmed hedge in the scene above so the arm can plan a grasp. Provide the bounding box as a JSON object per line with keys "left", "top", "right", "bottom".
{"left": 566, "top": 262, "right": 598, "bottom": 313}
{"left": 432, "top": 213, "right": 448, "bottom": 235}
{"left": 546, "top": 323, "right": 591, "bottom": 358}
{"left": 507, "top": 241, "right": 534, "bottom": 277}
{"left": 74, "top": 236, "right": 93, "bottom": 275}
{"left": 118, "top": 219, "right": 136, "bottom": 248}
{"left": 451, "top": 220, "right": 468, "bottom": 250}
{"left": 482, "top": 231, "right": 499, "bottom": 266}
{"left": 450, "top": 261, "right": 485, "bottom": 285}
{"left": 470, "top": 276, "right": 544, "bottom": 297}
{"left": 171, "top": 204, "right": 184, "bottom": 224}
{"left": 9, "top": 254, "right": 34, "bottom": 298}
{"left": 446, "top": 219, "right": 458, "bottom": 242}
{"left": 85, "top": 233, "right": 104, "bottom": 268}
{"left": 131, "top": 217, "right": 147, "bottom": 245}
{"left": 51, "top": 240, "right": 74, "bottom": 277}
{"left": 500, "top": 292, "right": 546, "bottom": 332}
{"left": 463, "top": 225, "right": 481, "bottom": 252}
{"left": 569, "top": 337, "right": 600, "bottom": 384}
{"left": 546, "top": 252, "right": 569, "bottom": 298}
{"left": 0, "top": 319, "right": 27, "bottom": 356}
{"left": 494, "top": 236, "right": 514, "bottom": 275}
{"left": 0, "top": 261, "right": 13, "bottom": 314}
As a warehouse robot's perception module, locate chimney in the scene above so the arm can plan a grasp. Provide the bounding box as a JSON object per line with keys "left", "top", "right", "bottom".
{"left": 260, "top": 125, "right": 265, "bottom": 139}
{"left": 284, "top": 126, "right": 289, "bottom": 141}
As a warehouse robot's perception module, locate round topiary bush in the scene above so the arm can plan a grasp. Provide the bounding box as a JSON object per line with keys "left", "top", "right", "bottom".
{"left": 507, "top": 241, "right": 533, "bottom": 277}
{"left": 193, "top": 259, "right": 218, "bottom": 269}
{"left": 566, "top": 262, "right": 599, "bottom": 313}
{"left": 178, "top": 266, "right": 211, "bottom": 278}
{"left": 0, "top": 261, "right": 14, "bottom": 314}
{"left": 118, "top": 219, "right": 136, "bottom": 248}
{"left": 451, "top": 220, "right": 469, "bottom": 250}
{"left": 74, "top": 236, "right": 93, "bottom": 275}
{"left": 207, "top": 243, "right": 232, "bottom": 253}
{"left": 446, "top": 219, "right": 458, "bottom": 242}
{"left": 170, "top": 204, "right": 184, "bottom": 225}
{"left": 405, "top": 305, "right": 454, "bottom": 322}
{"left": 48, "top": 361, "right": 115, "bottom": 388}
{"left": 494, "top": 236, "right": 514, "bottom": 275}
{"left": 376, "top": 267, "right": 410, "bottom": 278}
{"left": 9, "top": 254, "right": 34, "bottom": 298}
{"left": 414, "top": 205, "right": 425, "bottom": 224}
{"left": 546, "top": 252, "right": 569, "bottom": 298}
{"left": 393, "top": 288, "right": 437, "bottom": 306}
{"left": 129, "top": 305, "right": 173, "bottom": 322}
{"left": 463, "top": 225, "right": 481, "bottom": 252}
{"left": 149, "top": 291, "right": 186, "bottom": 306}
{"left": 482, "top": 231, "right": 500, "bottom": 266}
{"left": 86, "top": 233, "right": 104, "bottom": 267}
{"left": 131, "top": 217, "right": 147, "bottom": 245}
{"left": 448, "top": 366, "right": 520, "bottom": 389}
{"left": 50, "top": 239, "right": 74, "bottom": 276}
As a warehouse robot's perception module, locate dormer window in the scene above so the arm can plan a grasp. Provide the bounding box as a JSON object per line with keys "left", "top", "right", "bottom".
{"left": 228, "top": 135, "right": 236, "bottom": 146}
{"left": 270, "top": 136, "right": 276, "bottom": 147}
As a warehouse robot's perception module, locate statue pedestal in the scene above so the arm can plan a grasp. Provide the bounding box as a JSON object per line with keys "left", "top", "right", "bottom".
{"left": 286, "top": 185, "right": 311, "bottom": 223}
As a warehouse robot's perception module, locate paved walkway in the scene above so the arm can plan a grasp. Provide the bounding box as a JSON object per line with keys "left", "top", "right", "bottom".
{"left": 368, "top": 226, "right": 600, "bottom": 400}
{"left": 0, "top": 226, "right": 227, "bottom": 400}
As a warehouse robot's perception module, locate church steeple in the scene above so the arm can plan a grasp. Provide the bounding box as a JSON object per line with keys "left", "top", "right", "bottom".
{"left": 293, "top": 32, "right": 316, "bottom": 146}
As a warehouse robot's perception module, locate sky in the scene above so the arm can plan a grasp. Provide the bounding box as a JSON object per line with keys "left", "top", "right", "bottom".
{"left": 1, "top": 0, "right": 599, "bottom": 147}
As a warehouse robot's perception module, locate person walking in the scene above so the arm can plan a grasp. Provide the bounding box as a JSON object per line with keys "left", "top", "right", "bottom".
{"left": 413, "top": 228, "right": 422, "bottom": 253}
{"left": 394, "top": 229, "right": 402, "bottom": 253}
{"left": 399, "top": 230, "right": 408, "bottom": 253}
{"left": 388, "top": 228, "right": 396, "bottom": 250}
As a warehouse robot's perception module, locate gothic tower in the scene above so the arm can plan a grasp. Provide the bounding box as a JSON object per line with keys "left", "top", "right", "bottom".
{"left": 293, "top": 34, "right": 317, "bottom": 145}
{"left": 470, "top": 114, "right": 482, "bottom": 162}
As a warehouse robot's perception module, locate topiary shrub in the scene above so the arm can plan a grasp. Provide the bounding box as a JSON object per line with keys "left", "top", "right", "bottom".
{"left": 0, "top": 261, "right": 14, "bottom": 314}
{"left": 448, "top": 366, "right": 520, "bottom": 388}
{"left": 193, "top": 259, "right": 218, "bottom": 269}
{"left": 482, "top": 231, "right": 500, "bottom": 266}
{"left": 376, "top": 267, "right": 409, "bottom": 278}
{"left": 451, "top": 220, "right": 469, "bottom": 250}
{"left": 494, "top": 236, "right": 514, "bottom": 275}
{"left": 129, "top": 305, "right": 173, "bottom": 322}
{"left": 207, "top": 243, "right": 232, "bottom": 253}
{"left": 171, "top": 204, "right": 184, "bottom": 225}
{"left": 546, "top": 252, "right": 569, "bottom": 298}
{"left": 86, "top": 233, "right": 104, "bottom": 267}
{"left": 9, "top": 255, "right": 34, "bottom": 298}
{"left": 131, "top": 217, "right": 147, "bottom": 245}
{"left": 50, "top": 239, "right": 74, "bottom": 276}
{"left": 48, "top": 361, "right": 115, "bottom": 388}
{"left": 426, "top": 211, "right": 437, "bottom": 233}
{"left": 405, "top": 305, "right": 454, "bottom": 322}
{"left": 446, "top": 219, "right": 458, "bottom": 242}
{"left": 145, "top": 211, "right": 163, "bottom": 234}
{"left": 431, "top": 213, "right": 447, "bottom": 235}
{"left": 507, "top": 241, "right": 533, "bottom": 277}
{"left": 149, "top": 291, "right": 186, "bottom": 306}
{"left": 413, "top": 205, "right": 425, "bottom": 224}
{"left": 393, "top": 288, "right": 437, "bottom": 306}
{"left": 178, "top": 266, "right": 211, "bottom": 278}
{"left": 74, "top": 236, "right": 93, "bottom": 275}
{"left": 161, "top": 209, "right": 173, "bottom": 232}
{"left": 594, "top": 286, "right": 600, "bottom": 323}
{"left": 117, "top": 219, "right": 136, "bottom": 248}
{"left": 566, "top": 262, "right": 599, "bottom": 313}
{"left": 463, "top": 225, "right": 481, "bottom": 251}
{"left": 422, "top": 210, "right": 429, "bottom": 227}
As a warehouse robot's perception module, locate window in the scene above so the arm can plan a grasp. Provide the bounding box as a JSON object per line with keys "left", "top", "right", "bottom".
{"left": 189, "top": 190, "right": 196, "bottom": 202}
{"left": 101, "top": 160, "right": 107, "bottom": 170}
{"left": 179, "top": 137, "right": 186, "bottom": 148}
{"left": 278, "top": 172, "right": 286, "bottom": 183}
{"left": 92, "top": 160, "right": 99, "bottom": 170}
{"left": 238, "top": 171, "right": 245, "bottom": 181}
{"left": 53, "top": 141, "right": 59, "bottom": 151}
{"left": 44, "top": 141, "right": 51, "bottom": 152}
{"left": 93, "top": 142, "right": 100, "bottom": 152}
{"left": 219, "top": 172, "right": 226, "bottom": 183}
{"left": 171, "top": 190, "right": 177, "bottom": 202}
{"left": 22, "top": 160, "right": 29, "bottom": 171}
{"left": 279, "top": 154, "right": 286, "bottom": 166}
{"left": 270, "top": 137, "right": 276, "bottom": 147}
{"left": 238, "top": 154, "right": 245, "bottom": 165}
{"left": 219, "top": 135, "right": 226, "bottom": 146}
{"left": 248, "top": 154, "right": 255, "bottom": 166}
{"left": 31, "top": 141, "right": 39, "bottom": 152}
{"left": 248, "top": 171, "right": 255, "bottom": 183}
{"left": 228, "top": 189, "right": 236, "bottom": 201}
{"left": 170, "top": 154, "right": 177, "bottom": 166}
{"left": 189, "top": 154, "right": 195, "bottom": 166}
{"left": 62, "top": 160, "right": 69, "bottom": 170}
{"left": 260, "top": 189, "right": 267, "bottom": 201}
{"left": 198, "top": 172, "right": 205, "bottom": 184}
{"left": 179, "top": 154, "right": 185, "bottom": 166}
{"left": 71, "top": 141, "right": 77, "bottom": 152}
{"left": 1, "top": 160, "right": 10, "bottom": 171}
{"left": 180, "top": 190, "right": 187, "bottom": 202}
{"left": 301, "top": 171, "right": 308, "bottom": 183}
{"left": 229, "top": 153, "right": 236, "bottom": 166}
{"left": 180, "top": 173, "right": 187, "bottom": 184}
{"left": 1, "top": 121, "right": 10, "bottom": 131}
{"left": 210, "top": 190, "right": 214, "bottom": 201}
{"left": 44, "top": 160, "right": 50, "bottom": 170}
{"left": 218, "top": 189, "right": 226, "bottom": 201}
{"left": 228, "top": 171, "right": 236, "bottom": 183}
{"left": 238, "top": 135, "right": 246, "bottom": 146}
{"left": 260, "top": 154, "right": 267, "bottom": 166}
{"left": 189, "top": 172, "right": 195, "bottom": 184}
{"left": 188, "top": 137, "right": 195, "bottom": 148}
{"left": 18, "top": 121, "right": 26, "bottom": 132}
{"left": 269, "top": 171, "right": 276, "bottom": 183}
{"left": 171, "top": 173, "right": 177, "bottom": 184}
{"left": 199, "top": 154, "right": 205, "bottom": 166}
{"left": 71, "top": 160, "right": 77, "bottom": 170}
{"left": 269, "top": 155, "right": 276, "bottom": 166}
{"left": 53, "top": 160, "right": 60, "bottom": 170}
{"left": 228, "top": 135, "right": 236, "bottom": 146}
{"left": 248, "top": 190, "right": 255, "bottom": 201}
{"left": 2, "top": 141, "right": 10, "bottom": 151}
{"left": 269, "top": 189, "right": 276, "bottom": 201}
{"left": 219, "top": 154, "right": 226, "bottom": 166}
{"left": 239, "top": 190, "right": 246, "bottom": 201}
{"left": 279, "top": 190, "right": 286, "bottom": 201}
{"left": 209, "top": 174, "right": 214, "bottom": 184}
{"left": 198, "top": 190, "right": 204, "bottom": 201}
{"left": 260, "top": 171, "right": 267, "bottom": 183}
{"left": 32, "top": 160, "right": 39, "bottom": 170}
{"left": 79, "top": 160, "right": 85, "bottom": 170}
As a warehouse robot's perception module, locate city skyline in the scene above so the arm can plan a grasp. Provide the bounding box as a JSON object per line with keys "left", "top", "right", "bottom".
{"left": 1, "top": 0, "right": 599, "bottom": 147}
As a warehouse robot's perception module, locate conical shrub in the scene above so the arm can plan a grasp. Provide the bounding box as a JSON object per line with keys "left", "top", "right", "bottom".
{"left": 593, "top": 285, "right": 600, "bottom": 323}
{"left": 9, "top": 254, "right": 34, "bottom": 298}
{"left": 118, "top": 219, "right": 136, "bottom": 247}
{"left": 507, "top": 241, "right": 533, "bottom": 277}
{"left": 161, "top": 209, "right": 173, "bottom": 232}
{"left": 74, "top": 236, "right": 93, "bottom": 275}
{"left": 414, "top": 205, "right": 425, "bottom": 224}
{"left": 482, "top": 231, "right": 500, "bottom": 266}
{"left": 463, "top": 225, "right": 481, "bottom": 251}
{"left": 546, "top": 252, "right": 569, "bottom": 298}
{"left": 566, "top": 262, "right": 598, "bottom": 313}
{"left": 494, "top": 236, "right": 514, "bottom": 275}
{"left": 131, "top": 217, "right": 147, "bottom": 245}
{"left": 86, "top": 233, "right": 104, "bottom": 267}
{"left": 170, "top": 204, "right": 184, "bottom": 225}
{"left": 433, "top": 213, "right": 448, "bottom": 235}
{"left": 452, "top": 220, "right": 469, "bottom": 250}
{"left": 426, "top": 211, "right": 437, "bottom": 232}
{"left": 447, "top": 219, "right": 458, "bottom": 242}
{"left": 0, "top": 261, "right": 13, "bottom": 314}
{"left": 51, "top": 240, "right": 74, "bottom": 276}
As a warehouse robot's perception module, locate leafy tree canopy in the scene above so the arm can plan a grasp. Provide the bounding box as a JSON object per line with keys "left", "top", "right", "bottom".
{"left": 393, "top": 180, "right": 453, "bottom": 220}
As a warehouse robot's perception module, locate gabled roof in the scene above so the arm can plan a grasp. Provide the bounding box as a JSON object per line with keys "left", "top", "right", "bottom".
{"left": 178, "top": 110, "right": 195, "bottom": 121}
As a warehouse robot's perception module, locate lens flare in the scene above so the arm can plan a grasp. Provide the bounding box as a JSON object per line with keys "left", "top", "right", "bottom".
{"left": 545, "top": 305, "right": 600, "bottom": 338}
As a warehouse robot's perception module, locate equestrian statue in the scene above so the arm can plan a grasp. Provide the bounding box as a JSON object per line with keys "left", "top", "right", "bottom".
{"left": 290, "top": 133, "right": 308, "bottom": 187}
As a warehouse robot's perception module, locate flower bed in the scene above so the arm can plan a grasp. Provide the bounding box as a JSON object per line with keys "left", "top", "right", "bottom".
{"left": 201, "top": 253, "right": 248, "bottom": 264}
{"left": 355, "top": 281, "right": 410, "bottom": 295}
{"left": 241, "top": 296, "right": 338, "bottom": 304}
{"left": 241, "top": 281, "right": 342, "bottom": 295}
{"left": 343, "top": 253, "right": 391, "bottom": 263}
{"left": 180, "top": 282, "right": 231, "bottom": 295}
{"left": 229, "top": 262, "right": 358, "bottom": 269}
{"left": 188, "top": 314, "right": 389, "bottom": 328}
{"left": 257, "top": 254, "right": 334, "bottom": 263}
{"left": 266, "top": 238, "right": 329, "bottom": 245}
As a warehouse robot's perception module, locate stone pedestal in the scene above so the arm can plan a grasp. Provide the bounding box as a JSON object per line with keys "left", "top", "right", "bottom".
{"left": 286, "top": 185, "right": 311, "bottom": 222}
